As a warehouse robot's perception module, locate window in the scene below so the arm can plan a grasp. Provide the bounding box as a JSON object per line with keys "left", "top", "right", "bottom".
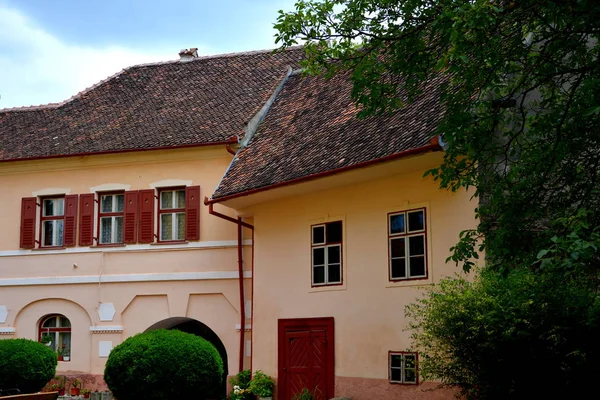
{"left": 41, "top": 197, "right": 65, "bottom": 247}
{"left": 388, "top": 208, "right": 427, "bottom": 280}
{"left": 311, "top": 221, "right": 343, "bottom": 286}
{"left": 389, "top": 352, "right": 418, "bottom": 384}
{"left": 39, "top": 315, "right": 71, "bottom": 361}
{"left": 98, "top": 193, "right": 124, "bottom": 245}
{"left": 158, "top": 188, "right": 186, "bottom": 241}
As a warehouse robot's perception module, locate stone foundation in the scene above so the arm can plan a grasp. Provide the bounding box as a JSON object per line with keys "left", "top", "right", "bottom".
{"left": 334, "top": 376, "right": 456, "bottom": 400}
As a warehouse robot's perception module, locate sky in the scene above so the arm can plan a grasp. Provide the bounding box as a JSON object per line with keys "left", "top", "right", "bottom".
{"left": 0, "top": 0, "right": 297, "bottom": 109}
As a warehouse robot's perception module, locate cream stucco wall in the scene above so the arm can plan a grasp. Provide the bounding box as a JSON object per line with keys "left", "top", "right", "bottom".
{"left": 247, "top": 153, "right": 477, "bottom": 397}
{"left": 0, "top": 146, "right": 252, "bottom": 377}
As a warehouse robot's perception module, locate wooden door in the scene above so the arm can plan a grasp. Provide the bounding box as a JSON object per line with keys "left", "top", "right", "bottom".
{"left": 278, "top": 318, "right": 334, "bottom": 400}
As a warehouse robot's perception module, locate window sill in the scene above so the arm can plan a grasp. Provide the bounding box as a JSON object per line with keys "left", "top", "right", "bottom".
{"left": 386, "top": 276, "right": 433, "bottom": 288}
{"left": 309, "top": 283, "right": 346, "bottom": 293}
{"left": 32, "top": 247, "right": 66, "bottom": 251}
{"left": 91, "top": 244, "right": 126, "bottom": 248}
{"left": 150, "top": 241, "right": 189, "bottom": 246}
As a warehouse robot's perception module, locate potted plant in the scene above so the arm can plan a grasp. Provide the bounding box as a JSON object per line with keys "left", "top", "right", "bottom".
{"left": 81, "top": 388, "right": 91, "bottom": 398}
{"left": 52, "top": 376, "right": 66, "bottom": 396}
{"left": 248, "top": 371, "right": 275, "bottom": 400}
{"left": 63, "top": 347, "right": 70, "bottom": 362}
{"left": 56, "top": 346, "right": 63, "bottom": 361}
{"left": 292, "top": 388, "right": 316, "bottom": 400}
{"left": 71, "top": 378, "right": 82, "bottom": 396}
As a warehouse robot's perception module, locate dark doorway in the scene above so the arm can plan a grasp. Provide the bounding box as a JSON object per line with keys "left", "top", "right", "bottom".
{"left": 146, "top": 317, "right": 228, "bottom": 397}
{"left": 278, "top": 317, "right": 335, "bottom": 400}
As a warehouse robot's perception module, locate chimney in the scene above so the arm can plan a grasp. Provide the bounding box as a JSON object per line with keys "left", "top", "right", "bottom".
{"left": 178, "top": 48, "right": 198, "bottom": 62}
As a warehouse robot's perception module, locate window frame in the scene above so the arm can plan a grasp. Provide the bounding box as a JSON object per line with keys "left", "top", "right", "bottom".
{"left": 310, "top": 221, "right": 343, "bottom": 287}
{"left": 387, "top": 207, "right": 428, "bottom": 282}
{"left": 96, "top": 191, "right": 125, "bottom": 246}
{"left": 157, "top": 186, "right": 187, "bottom": 243}
{"left": 39, "top": 314, "right": 72, "bottom": 362}
{"left": 39, "top": 196, "right": 66, "bottom": 248}
{"left": 388, "top": 351, "right": 419, "bottom": 385}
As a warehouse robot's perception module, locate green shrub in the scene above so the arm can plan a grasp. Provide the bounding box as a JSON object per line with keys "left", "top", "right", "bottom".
{"left": 0, "top": 338, "right": 57, "bottom": 394}
{"left": 248, "top": 370, "right": 275, "bottom": 398}
{"left": 104, "top": 329, "right": 223, "bottom": 400}
{"left": 229, "top": 370, "right": 252, "bottom": 400}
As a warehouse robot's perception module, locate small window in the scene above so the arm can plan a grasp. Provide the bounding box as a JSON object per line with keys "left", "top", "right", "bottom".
{"left": 388, "top": 208, "right": 427, "bottom": 281}
{"left": 98, "top": 193, "right": 125, "bottom": 245}
{"left": 389, "top": 352, "right": 418, "bottom": 384}
{"left": 311, "top": 221, "right": 343, "bottom": 286}
{"left": 39, "top": 314, "right": 72, "bottom": 362}
{"left": 41, "top": 197, "right": 65, "bottom": 247}
{"left": 158, "top": 188, "right": 186, "bottom": 241}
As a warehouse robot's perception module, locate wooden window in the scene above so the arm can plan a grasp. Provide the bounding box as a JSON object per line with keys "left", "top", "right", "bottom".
{"left": 39, "top": 315, "right": 72, "bottom": 362}
{"left": 98, "top": 193, "right": 125, "bottom": 245}
{"left": 389, "top": 351, "right": 418, "bottom": 384}
{"left": 157, "top": 186, "right": 200, "bottom": 242}
{"left": 388, "top": 208, "right": 427, "bottom": 281}
{"left": 311, "top": 221, "right": 343, "bottom": 286}
{"left": 40, "top": 197, "right": 65, "bottom": 247}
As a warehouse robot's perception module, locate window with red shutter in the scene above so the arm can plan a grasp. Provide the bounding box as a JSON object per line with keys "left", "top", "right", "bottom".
{"left": 185, "top": 186, "right": 200, "bottom": 241}
{"left": 63, "top": 194, "right": 79, "bottom": 247}
{"left": 40, "top": 196, "right": 66, "bottom": 248}
{"left": 138, "top": 189, "right": 155, "bottom": 243}
{"left": 98, "top": 192, "right": 125, "bottom": 245}
{"left": 79, "top": 194, "right": 95, "bottom": 246}
{"left": 123, "top": 191, "right": 138, "bottom": 244}
{"left": 20, "top": 197, "right": 37, "bottom": 249}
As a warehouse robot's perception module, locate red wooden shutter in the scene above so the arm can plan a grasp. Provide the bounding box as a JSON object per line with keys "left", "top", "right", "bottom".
{"left": 63, "top": 194, "right": 78, "bottom": 247}
{"left": 138, "top": 189, "right": 155, "bottom": 243}
{"left": 20, "top": 197, "right": 37, "bottom": 249}
{"left": 123, "top": 191, "right": 138, "bottom": 244}
{"left": 185, "top": 186, "right": 200, "bottom": 241}
{"left": 79, "top": 194, "right": 95, "bottom": 246}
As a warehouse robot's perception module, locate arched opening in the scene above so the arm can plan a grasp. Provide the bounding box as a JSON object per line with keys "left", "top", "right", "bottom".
{"left": 39, "top": 314, "right": 72, "bottom": 362}
{"left": 145, "top": 317, "right": 228, "bottom": 396}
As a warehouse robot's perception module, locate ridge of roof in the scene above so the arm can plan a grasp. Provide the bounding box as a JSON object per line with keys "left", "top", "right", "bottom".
{"left": 0, "top": 46, "right": 304, "bottom": 113}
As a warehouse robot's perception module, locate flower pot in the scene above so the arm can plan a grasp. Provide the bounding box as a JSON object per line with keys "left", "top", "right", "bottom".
{"left": 63, "top": 356, "right": 70, "bottom": 361}
{"left": 58, "top": 388, "right": 65, "bottom": 396}
{"left": 71, "top": 388, "right": 80, "bottom": 396}
{"left": 83, "top": 394, "right": 91, "bottom": 399}
{"left": 57, "top": 355, "right": 63, "bottom": 361}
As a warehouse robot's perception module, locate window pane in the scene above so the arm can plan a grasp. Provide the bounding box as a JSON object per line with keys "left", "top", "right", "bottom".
{"left": 101, "top": 195, "right": 113, "bottom": 213}
{"left": 161, "top": 213, "right": 173, "bottom": 240}
{"left": 176, "top": 212, "right": 185, "bottom": 240}
{"left": 390, "top": 368, "right": 401, "bottom": 382}
{"left": 312, "top": 226, "right": 325, "bottom": 245}
{"left": 100, "top": 217, "right": 112, "bottom": 244}
{"left": 390, "top": 213, "right": 405, "bottom": 234}
{"left": 328, "top": 264, "right": 341, "bottom": 283}
{"left": 390, "top": 238, "right": 405, "bottom": 258}
{"left": 59, "top": 317, "right": 71, "bottom": 327}
{"left": 43, "top": 198, "right": 64, "bottom": 216}
{"left": 160, "top": 191, "right": 174, "bottom": 209}
{"left": 391, "top": 355, "right": 402, "bottom": 368}
{"left": 59, "top": 332, "right": 71, "bottom": 355}
{"left": 115, "top": 216, "right": 124, "bottom": 243}
{"left": 42, "top": 317, "right": 57, "bottom": 327}
{"left": 56, "top": 220, "right": 64, "bottom": 246}
{"left": 313, "top": 266, "right": 325, "bottom": 285}
{"left": 326, "top": 221, "right": 342, "bottom": 243}
{"left": 409, "top": 257, "right": 426, "bottom": 277}
{"left": 43, "top": 221, "right": 54, "bottom": 246}
{"left": 408, "top": 210, "right": 424, "bottom": 232}
{"left": 405, "top": 354, "right": 416, "bottom": 368}
{"left": 409, "top": 235, "right": 425, "bottom": 256}
{"left": 313, "top": 247, "right": 325, "bottom": 266}
{"left": 391, "top": 258, "right": 406, "bottom": 279}
{"left": 327, "top": 245, "right": 341, "bottom": 264}
{"left": 405, "top": 368, "right": 416, "bottom": 383}
{"left": 115, "top": 194, "right": 125, "bottom": 212}
{"left": 176, "top": 190, "right": 186, "bottom": 208}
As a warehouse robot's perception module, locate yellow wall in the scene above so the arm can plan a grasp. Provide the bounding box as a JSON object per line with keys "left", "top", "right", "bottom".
{"left": 248, "top": 153, "right": 477, "bottom": 380}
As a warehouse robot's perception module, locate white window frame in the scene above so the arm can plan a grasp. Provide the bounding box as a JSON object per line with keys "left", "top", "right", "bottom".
{"left": 388, "top": 208, "right": 428, "bottom": 281}
{"left": 158, "top": 188, "right": 186, "bottom": 242}
{"left": 311, "top": 222, "right": 343, "bottom": 286}
{"left": 40, "top": 197, "right": 65, "bottom": 247}
{"left": 389, "top": 352, "right": 418, "bottom": 384}
{"left": 98, "top": 193, "right": 125, "bottom": 245}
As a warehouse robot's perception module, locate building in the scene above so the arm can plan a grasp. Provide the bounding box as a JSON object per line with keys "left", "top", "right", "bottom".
{"left": 0, "top": 47, "right": 476, "bottom": 400}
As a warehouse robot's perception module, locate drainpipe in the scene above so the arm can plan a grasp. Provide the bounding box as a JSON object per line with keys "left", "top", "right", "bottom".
{"left": 205, "top": 198, "right": 254, "bottom": 373}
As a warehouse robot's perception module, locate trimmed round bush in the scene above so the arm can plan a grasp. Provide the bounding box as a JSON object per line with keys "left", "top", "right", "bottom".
{"left": 0, "top": 338, "right": 58, "bottom": 394}
{"left": 104, "top": 329, "right": 223, "bottom": 400}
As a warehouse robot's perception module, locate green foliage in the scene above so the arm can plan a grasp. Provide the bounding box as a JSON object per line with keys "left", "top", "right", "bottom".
{"left": 248, "top": 370, "right": 275, "bottom": 397}
{"left": 104, "top": 329, "right": 223, "bottom": 400}
{"left": 406, "top": 267, "right": 600, "bottom": 399}
{"left": 229, "top": 370, "right": 252, "bottom": 400}
{"left": 292, "top": 388, "right": 315, "bottom": 400}
{"left": 0, "top": 338, "right": 57, "bottom": 394}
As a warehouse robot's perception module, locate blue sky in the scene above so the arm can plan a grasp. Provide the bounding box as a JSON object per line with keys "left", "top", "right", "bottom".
{"left": 0, "top": 0, "right": 297, "bottom": 109}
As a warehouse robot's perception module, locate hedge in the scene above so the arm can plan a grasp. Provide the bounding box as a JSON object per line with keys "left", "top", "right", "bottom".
{"left": 104, "top": 329, "right": 223, "bottom": 400}
{"left": 0, "top": 338, "right": 58, "bottom": 394}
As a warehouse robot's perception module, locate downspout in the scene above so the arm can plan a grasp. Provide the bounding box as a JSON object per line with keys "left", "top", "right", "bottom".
{"left": 205, "top": 198, "right": 254, "bottom": 373}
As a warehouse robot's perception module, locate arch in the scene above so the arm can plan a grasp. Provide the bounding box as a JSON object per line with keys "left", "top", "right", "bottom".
{"left": 39, "top": 314, "right": 72, "bottom": 361}
{"left": 146, "top": 317, "right": 228, "bottom": 396}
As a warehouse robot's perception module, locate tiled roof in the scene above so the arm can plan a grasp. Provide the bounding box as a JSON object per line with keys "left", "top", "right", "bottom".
{"left": 211, "top": 71, "right": 445, "bottom": 201}
{"left": 0, "top": 48, "right": 304, "bottom": 161}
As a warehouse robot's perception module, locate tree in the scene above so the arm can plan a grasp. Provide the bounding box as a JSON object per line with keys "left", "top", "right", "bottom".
{"left": 275, "top": 1, "right": 600, "bottom": 397}
{"left": 0, "top": 338, "right": 57, "bottom": 394}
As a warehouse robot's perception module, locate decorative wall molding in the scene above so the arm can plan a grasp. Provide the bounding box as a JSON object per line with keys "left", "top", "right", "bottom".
{"left": 90, "top": 326, "right": 123, "bottom": 334}
{"left": 32, "top": 188, "right": 72, "bottom": 196}
{"left": 0, "top": 239, "right": 252, "bottom": 257}
{"left": 89, "top": 183, "right": 131, "bottom": 192}
{"left": 149, "top": 179, "right": 193, "bottom": 189}
{"left": 98, "top": 303, "right": 116, "bottom": 322}
{"left": 235, "top": 324, "right": 252, "bottom": 331}
{"left": 0, "top": 327, "right": 16, "bottom": 335}
{"left": 0, "top": 270, "right": 252, "bottom": 287}
{"left": 0, "top": 306, "right": 7, "bottom": 323}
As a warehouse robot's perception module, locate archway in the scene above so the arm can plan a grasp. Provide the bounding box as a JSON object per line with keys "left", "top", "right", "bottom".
{"left": 145, "top": 317, "right": 228, "bottom": 396}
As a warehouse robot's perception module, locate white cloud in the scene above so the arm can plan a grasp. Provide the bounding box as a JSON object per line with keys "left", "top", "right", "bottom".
{"left": 0, "top": 5, "right": 213, "bottom": 109}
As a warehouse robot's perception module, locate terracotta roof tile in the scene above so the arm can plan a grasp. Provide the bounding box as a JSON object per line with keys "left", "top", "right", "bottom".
{"left": 211, "top": 71, "right": 445, "bottom": 200}
{"left": 0, "top": 48, "right": 304, "bottom": 161}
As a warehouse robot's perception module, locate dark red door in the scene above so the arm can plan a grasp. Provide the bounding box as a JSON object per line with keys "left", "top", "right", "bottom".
{"left": 278, "top": 318, "right": 334, "bottom": 400}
